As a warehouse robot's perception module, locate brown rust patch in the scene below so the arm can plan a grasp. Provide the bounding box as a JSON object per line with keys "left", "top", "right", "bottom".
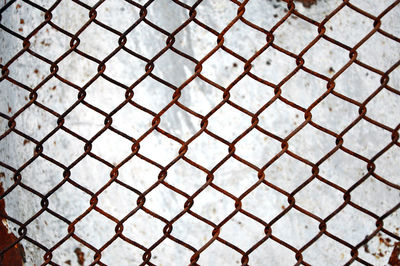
{"left": 40, "top": 40, "right": 51, "bottom": 47}
{"left": 389, "top": 242, "right": 400, "bottom": 266}
{"left": 0, "top": 182, "right": 25, "bottom": 266}
{"left": 378, "top": 235, "right": 393, "bottom": 247}
{"left": 74, "top": 247, "right": 85, "bottom": 265}
{"left": 364, "top": 242, "right": 370, "bottom": 254}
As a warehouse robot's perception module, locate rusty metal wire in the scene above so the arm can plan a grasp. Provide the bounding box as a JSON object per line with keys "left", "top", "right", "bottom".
{"left": 0, "top": 0, "right": 399, "bottom": 265}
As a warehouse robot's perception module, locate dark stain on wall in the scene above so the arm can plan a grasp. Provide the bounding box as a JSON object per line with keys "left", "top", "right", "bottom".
{"left": 0, "top": 181, "right": 25, "bottom": 266}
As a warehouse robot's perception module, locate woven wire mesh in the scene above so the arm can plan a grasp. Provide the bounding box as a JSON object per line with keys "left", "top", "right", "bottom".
{"left": 0, "top": 0, "right": 400, "bottom": 265}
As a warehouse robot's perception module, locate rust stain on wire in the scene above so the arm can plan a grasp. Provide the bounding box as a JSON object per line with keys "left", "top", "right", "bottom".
{"left": 0, "top": 0, "right": 399, "bottom": 265}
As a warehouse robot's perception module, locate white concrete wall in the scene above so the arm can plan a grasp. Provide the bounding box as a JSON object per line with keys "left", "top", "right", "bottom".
{"left": 0, "top": 0, "right": 399, "bottom": 265}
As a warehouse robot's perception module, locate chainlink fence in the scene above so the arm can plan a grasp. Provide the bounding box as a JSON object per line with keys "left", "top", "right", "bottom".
{"left": 0, "top": 0, "right": 400, "bottom": 265}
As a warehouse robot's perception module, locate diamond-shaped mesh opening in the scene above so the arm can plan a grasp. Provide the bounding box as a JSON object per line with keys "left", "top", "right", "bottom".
{"left": 1, "top": 0, "right": 399, "bottom": 265}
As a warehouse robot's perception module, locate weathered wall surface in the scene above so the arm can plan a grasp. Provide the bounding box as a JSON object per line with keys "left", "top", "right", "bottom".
{"left": 0, "top": 0, "right": 399, "bottom": 265}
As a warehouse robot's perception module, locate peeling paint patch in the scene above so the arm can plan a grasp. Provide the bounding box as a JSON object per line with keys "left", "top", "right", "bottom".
{"left": 0, "top": 182, "right": 25, "bottom": 265}
{"left": 294, "top": 0, "right": 317, "bottom": 8}
{"left": 389, "top": 242, "right": 400, "bottom": 266}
